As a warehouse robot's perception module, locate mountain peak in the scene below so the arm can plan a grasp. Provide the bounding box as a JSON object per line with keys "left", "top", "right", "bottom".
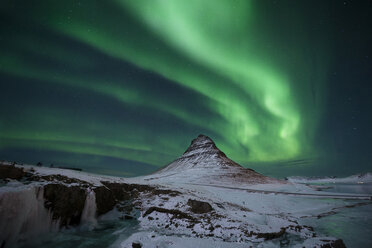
{"left": 183, "top": 134, "right": 225, "bottom": 158}
{"left": 156, "top": 134, "right": 241, "bottom": 174}
{"left": 192, "top": 134, "right": 213, "bottom": 144}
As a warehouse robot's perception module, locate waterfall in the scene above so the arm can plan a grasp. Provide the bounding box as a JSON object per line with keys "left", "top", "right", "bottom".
{"left": 0, "top": 184, "right": 58, "bottom": 247}
{"left": 80, "top": 187, "right": 97, "bottom": 230}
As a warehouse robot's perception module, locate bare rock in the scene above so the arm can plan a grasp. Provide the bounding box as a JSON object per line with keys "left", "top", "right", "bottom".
{"left": 43, "top": 184, "right": 86, "bottom": 226}
{"left": 0, "top": 165, "right": 25, "bottom": 180}
{"left": 93, "top": 186, "right": 116, "bottom": 215}
{"left": 320, "top": 239, "right": 346, "bottom": 248}
{"left": 100, "top": 182, "right": 133, "bottom": 201}
{"left": 143, "top": 207, "right": 195, "bottom": 221}
{"left": 255, "top": 228, "right": 286, "bottom": 240}
{"left": 132, "top": 242, "right": 142, "bottom": 248}
{"left": 187, "top": 199, "right": 213, "bottom": 214}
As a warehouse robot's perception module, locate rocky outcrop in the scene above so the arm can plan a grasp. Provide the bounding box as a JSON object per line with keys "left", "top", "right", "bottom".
{"left": 254, "top": 228, "right": 286, "bottom": 240}
{"left": 187, "top": 199, "right": 213, "bottom": 214}
{"left": 43, "top": 184, "right": 87, "bottom": 226}
{"left": 143, "top": 207, "right": 195, "bottom": 221}
{"left": 100, "top": 182, "right": 132, "bottom": 201}
{"left": 29, "top": 174, "right": 91, "bottom": 186}
{"left": 0, "top": 165, "right": 25, "bottom": 180}
{"left": 93, "top": 182, "right": 182, "bottom": 215}
{"left": 93, "top": 186, "right": 116, "bottom": 216}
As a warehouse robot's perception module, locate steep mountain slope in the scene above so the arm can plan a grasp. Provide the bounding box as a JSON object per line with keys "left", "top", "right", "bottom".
{"left": 145, "top": 134, "right": 283, "bottom": 185}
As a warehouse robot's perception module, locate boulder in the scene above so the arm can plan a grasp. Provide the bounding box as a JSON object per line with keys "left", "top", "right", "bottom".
{"left": 187, "top": 199, "right": 213, "bottom": 214}
{"left": 255, "top": 228, "right": 286, "bottom": 240}
{"left": 132, "top": 242, "right": 142, "bottom": 248}
{"left": 320, "top": 239, "right": 346, "bottom": 248}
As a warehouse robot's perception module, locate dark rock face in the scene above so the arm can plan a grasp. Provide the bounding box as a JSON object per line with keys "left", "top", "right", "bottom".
{"left": 94, "top": 182, "right": 137, "bottom": 216}
{"left": 254, "top": 228, "right": 286, "bottom": 240}
{"left": 100, "top": 182, "right": 132, "bottom": 201}
{"left": 132, "top": 242, "right": 142, "bottom": 248}
{"left": 0, "top": 165, "right": 25, "bottom": 180}
{"left": 93, "top": 182, "right": 182, "bottom": 217}
{"left": 143, "top": 207, "right": 195, "bottom": 221}
{"left": 93, "top": 186, "right": 116, "bottom": 216}
{"left": 187, "top": 199, "right": 213, "bottom": 214}
{"left": 43, "top": 184, "right": 86, "bottom": 226}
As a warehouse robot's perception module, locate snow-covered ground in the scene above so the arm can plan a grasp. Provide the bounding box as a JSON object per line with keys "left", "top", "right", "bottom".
{"left": 123, "top": 176, "right": 371, "bottom": 247}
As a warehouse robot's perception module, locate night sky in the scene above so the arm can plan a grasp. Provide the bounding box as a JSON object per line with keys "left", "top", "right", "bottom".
{"left": 0, "top": 0, "right": 371, "bottom": 178}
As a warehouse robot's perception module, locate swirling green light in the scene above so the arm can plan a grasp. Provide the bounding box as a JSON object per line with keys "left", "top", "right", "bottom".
{"left": 0, "top": 0, "right": 328, "bottom": 172}
{"left": 51, "top": 0, "right": 301, "bottom": 161}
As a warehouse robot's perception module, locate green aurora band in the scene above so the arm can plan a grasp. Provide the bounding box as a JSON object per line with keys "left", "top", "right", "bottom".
{"left": 0, "top": 0, "right": 329, "bottom": 175}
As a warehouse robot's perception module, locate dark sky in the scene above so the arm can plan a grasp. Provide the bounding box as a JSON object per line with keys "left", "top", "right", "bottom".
{"left": 0, "top": 0, "right": 371, "bottom": 178}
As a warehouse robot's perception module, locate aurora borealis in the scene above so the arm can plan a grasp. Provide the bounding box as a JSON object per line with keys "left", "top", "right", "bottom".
{"left": 0, "top": 1, "right": 371, "bottom": 177}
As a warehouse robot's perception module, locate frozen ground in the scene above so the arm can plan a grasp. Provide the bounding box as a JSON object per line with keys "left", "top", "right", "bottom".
{"left": 123, "top": 175, "right": 371, "bottom": 247}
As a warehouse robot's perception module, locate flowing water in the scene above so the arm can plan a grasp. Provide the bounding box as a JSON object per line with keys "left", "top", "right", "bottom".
{"left": 18, "top": 218, "right": 138, "bottom": 248}
{"left": 80, "top": 188, "right": 98, "bottom": 230}
{"left": 0, "top": 184, "right": 59, "bottom": 248}
{"left": 300, "top": 182, "right": 372, "bottom": 248}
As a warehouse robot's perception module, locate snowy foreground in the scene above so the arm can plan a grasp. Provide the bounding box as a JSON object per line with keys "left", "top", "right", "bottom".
{"left": 1, "top": 135, "right": 371, "bottom": 248}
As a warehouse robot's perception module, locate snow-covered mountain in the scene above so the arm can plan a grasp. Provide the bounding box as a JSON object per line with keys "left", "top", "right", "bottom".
{"left": 145, "top": 134, "right": 282, "bottom": 185}
{"left": 158, "top": 134, "right": 240, "bottom": 172}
